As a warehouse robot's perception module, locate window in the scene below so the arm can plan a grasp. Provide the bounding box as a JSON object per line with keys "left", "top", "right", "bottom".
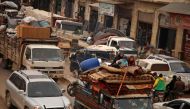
{"left": 25, "top": 47, "right": 31, "bottom": 59}
{"left": 166, "top": 100, "right": 183, "bottom": 109}
{"left": 110, "top": 41, "right": 117, "bottom": 48}
{"left": 151, "top": 64, "right": 169, "bottom": 71}
{"left": 9, "top": 73, "right": 17, "bottom": 83}
{"left": 182, "top": 103, "right": 190, "bottom": 109}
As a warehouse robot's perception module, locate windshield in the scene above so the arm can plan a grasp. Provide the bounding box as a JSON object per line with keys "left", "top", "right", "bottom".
{"left": 87, "top": 51, "right": 115, "bottom": 61}
{"left": 28, "top": 82, "right": 62, "bottom": 97}
{"left": 118, "top": 41, "right": 135, "bottom": 49}
{"left": 114, "top": 98, "right": 152, "bottom": 109}
{"left": 32, "top": 48, "right": 63, "bottom": 61}
{"left": 61, "top": 23, "right": 83, "bottom": 35}
{"left": 170, "top": 62, "right": 190, "bottom": 73}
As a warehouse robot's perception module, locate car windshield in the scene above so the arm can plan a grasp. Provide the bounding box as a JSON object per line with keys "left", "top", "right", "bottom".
{"left": 114, "top": 98, "right": 152, "bottom": 109}
{"left": 87, "top": 51, "right": 115, "bottom": 61}
{"left": 118, "top": 41, "right": 135, "bottom": 49}
{"left": 61, "top": 22, "right": 83, "bottom": 35}
{"left": 32, "top": 48, "right": 64, "bottom": 61}
{"left": 170, "top": 62, "right": 190, "bottom": 73}
{"left": 28, "top": 82, "right": 62, "bottom": 97}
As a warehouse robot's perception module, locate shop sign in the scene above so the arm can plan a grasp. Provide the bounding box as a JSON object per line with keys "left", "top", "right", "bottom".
{"left": 160, "top": 14, "right": 172, "bottom": 27}
{"left": 99, "top": 3, "right": 115, "bottom": 16}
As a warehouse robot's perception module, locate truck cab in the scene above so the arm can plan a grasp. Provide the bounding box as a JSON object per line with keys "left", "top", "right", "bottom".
{"left": 107, "top": 36, "right": 137, "bottom": 57}
{"left": 54, "top": 19, "right": 83, "bottom": 39}
{"left": 22, "top": 44, "right": 65, "bottom": 78}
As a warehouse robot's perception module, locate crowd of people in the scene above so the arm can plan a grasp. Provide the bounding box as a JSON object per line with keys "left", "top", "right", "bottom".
{"left": 153, "top": 73, "right": 185, "bottom": 101}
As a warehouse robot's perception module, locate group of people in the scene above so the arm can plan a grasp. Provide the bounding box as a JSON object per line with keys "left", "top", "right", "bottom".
{"left": 110, "top": 52, "right": 135, "bottom": 68}
{"left": 153, "top": 73, "right": 185, "bottom": 101}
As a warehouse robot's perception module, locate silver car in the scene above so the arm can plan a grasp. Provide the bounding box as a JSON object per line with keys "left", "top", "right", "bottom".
{"left": 5, "top": 70, "right": 72, "bottom": 109}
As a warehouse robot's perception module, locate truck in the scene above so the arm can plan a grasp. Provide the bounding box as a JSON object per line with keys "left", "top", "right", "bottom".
{"left": 107, "top": 36, "right": 138, "bottom": 57}
{"left": 0, "top": 30, "right": 65, "bottom": 80}
{"left": 67, "top": 61, "right": 154, "bottom": 109}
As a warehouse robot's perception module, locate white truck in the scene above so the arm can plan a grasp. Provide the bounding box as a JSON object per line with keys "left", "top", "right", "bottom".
{"left": 107, "top": 36, "right": 138, "bottom": 57}
{"left": 0, "top": 33, "right": 65, "bottom": 80}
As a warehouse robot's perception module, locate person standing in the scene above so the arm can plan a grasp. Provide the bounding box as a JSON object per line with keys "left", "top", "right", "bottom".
{"left": 163, "top": 75, "right": 177, "bottom": 101}
{"left": 173, "top": 76, "right": 185, "bottom": 98}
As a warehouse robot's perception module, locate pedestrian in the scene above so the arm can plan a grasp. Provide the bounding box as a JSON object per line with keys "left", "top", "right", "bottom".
{"left": 163, "top": 75, "right": 177, "bottom": 101}
{"left": 173, "top": 76, "right": 185, "bottom": 98}
{"left": 153, "top": 74, "right": 166, "bottom": 91}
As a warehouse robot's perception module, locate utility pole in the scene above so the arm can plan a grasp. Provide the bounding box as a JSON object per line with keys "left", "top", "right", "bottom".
{"left": 51, "top": 0, "right": 56, "bottom": 27}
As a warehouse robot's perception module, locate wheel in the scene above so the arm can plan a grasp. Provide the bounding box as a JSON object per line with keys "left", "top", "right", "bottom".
{"left": 24, "top": 106, "right": 29, "bottom": 109}
{"left": 6, "top": 92, "right": 13, "bottom": 109}
{"left": 67, "top": 82, "right": 78, "bottom": 97}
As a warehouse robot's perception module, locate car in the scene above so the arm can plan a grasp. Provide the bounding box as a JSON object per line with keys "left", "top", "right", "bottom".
{"left": 147, "top": 54, "right": 190, "bottom": 90}
{"left": 153, "top": 98, "right": 190, "bottom": 109}
{"left": 137, "top": 59, "right": 171, "bottom": 77}
{"left": 5, "top": 70, "right": 72, "bottom": 109}
{"left": 70, "top": 45, "right": 117, "bottom": 74}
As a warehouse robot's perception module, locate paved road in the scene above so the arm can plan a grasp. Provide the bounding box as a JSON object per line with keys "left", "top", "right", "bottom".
{"left": 0, "top": 58, "right": 75, "bottom": 109}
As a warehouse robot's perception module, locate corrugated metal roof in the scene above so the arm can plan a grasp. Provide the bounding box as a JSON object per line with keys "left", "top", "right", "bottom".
{"left": 159, "top": 3, "right": 190, "bottom": 15}
{"left": 98, "top": 0, "right": 125, "bottom": 4}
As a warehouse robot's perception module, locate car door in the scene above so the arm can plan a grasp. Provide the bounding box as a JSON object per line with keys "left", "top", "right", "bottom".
{"left": 7, "top": 73, "right": 20, "bottom": 107}
{"left": 14, "top": 75, "right": 26, "bottom": 109}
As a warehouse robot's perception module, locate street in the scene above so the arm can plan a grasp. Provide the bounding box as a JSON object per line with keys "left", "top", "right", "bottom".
{"left": 0, "top": 59, "right": 75, "bottom": 109}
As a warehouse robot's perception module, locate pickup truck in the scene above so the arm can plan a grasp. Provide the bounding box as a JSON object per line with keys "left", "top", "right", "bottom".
{"left": 107, "top": 36, "right": 138, "bottom": 57}
{"left": 0, "top": 32, "right": 65, "bottom": 80}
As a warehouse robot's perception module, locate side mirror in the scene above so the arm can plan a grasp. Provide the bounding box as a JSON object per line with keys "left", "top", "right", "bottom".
{"left": 61, "top": 88, "right": 65, "bottom": 93}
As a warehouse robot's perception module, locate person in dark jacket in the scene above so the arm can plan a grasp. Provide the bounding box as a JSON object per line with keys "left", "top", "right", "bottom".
{"left": 111, "top": 52, "right": 124, "bottom": 68}
{"left": 173, "top": 76, "right": 185, "bottom": 98}
{"left": 163, "top": 75, "right": 177, "bottom": 101}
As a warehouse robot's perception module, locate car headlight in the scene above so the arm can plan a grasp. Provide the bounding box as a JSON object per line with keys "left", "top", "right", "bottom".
{"left": 34, "top": 105, "right": 43, "bottom": 109}
{"left": 66, "top": 104, "right": 72, "bottom": 109}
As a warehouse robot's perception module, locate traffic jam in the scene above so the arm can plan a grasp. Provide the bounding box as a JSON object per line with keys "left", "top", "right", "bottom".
{"left": 0, "top": 0, "right": 190, "bottom": 109}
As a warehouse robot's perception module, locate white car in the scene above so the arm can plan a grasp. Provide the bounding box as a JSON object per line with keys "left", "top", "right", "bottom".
{"left": 5, "top": 70, "right": 72, "bottom": 109}
{"left": 153, "top": 98, "right": 190, "bottom": 109}
{"left": 147, "top": 54, "right": 190, "bottom": 90}
{"left": 137, "top": 59, "right": 171, "bottom": 76}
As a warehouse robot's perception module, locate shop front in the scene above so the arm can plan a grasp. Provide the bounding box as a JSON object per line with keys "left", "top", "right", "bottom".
{"left": 118, "top": 5, "right": 132, "bottom": 36}
{"left": 136, "top": 11, "right": 154, "bottom": 46}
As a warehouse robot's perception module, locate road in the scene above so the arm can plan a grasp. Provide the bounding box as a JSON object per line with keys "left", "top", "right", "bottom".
{"left": 0, "top": 58, "right": 75, "bottom": 109}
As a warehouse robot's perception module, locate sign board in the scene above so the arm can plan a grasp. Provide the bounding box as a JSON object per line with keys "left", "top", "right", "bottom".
{"left": 99, "top": 3, "right": 115, "bottom": 16}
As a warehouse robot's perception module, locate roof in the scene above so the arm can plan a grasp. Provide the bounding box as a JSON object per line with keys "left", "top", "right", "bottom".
{"left": 110, "top": 36, "right": 135, "bottom": 42}
{"left": 27, "top": 44, "right": 60, "bottom": 49}
{"left": 158, "top": 3, "right": 190, "bottom": 15}
{"left": 139, "top": 59, "right": 167, "bottom": 64}
{"left": 87, "top": 45, "right": 117, "bottom": 51}
{"left": 19, "top": 70, "right": 50, "bottom": 81}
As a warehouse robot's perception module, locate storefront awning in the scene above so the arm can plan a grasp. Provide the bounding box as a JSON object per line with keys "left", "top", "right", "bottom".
{"left": 158, "top": 3, "right": 190, "bottom": 15}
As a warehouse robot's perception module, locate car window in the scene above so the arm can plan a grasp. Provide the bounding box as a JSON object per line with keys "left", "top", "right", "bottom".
{"left": 182, "top": 103, "right": 190, "bottom": 109}
{"left": 9, "top": 73, "right": 17, "bottom": 83}
{"left": 28, "top": 82, "right": 62, "bottom": 97}
{"left": 12, "top": 75, "right": 26, "bottom": 91}
{"left": 110, "top": 41, "right": 117, "bottom": 48}
{"left": 166, "top": 100, "right": 184, "bottom": 109}
{"left": 151, "top": 64, "right": 169, "bottom": 71}
{"left": 138, "top": 61, "right": 148, "bottom": 68}
{"left": 170, "top": 62, "right": 190, "bottom": 73}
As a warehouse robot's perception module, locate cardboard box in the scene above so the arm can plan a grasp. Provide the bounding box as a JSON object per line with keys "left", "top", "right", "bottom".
{"left": 16, "top": 24, "right": 50, "bottom": 39}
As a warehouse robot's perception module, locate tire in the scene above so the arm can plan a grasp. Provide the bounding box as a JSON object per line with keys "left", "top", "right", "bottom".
{"left": 67, "top": 82, "right": 78, "bottom": 97}
{"left": 6, "top": 92, "right": 13, "bottom": 109}
{"left": 24, "top": 106, "right": 29, "bottom": 109}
